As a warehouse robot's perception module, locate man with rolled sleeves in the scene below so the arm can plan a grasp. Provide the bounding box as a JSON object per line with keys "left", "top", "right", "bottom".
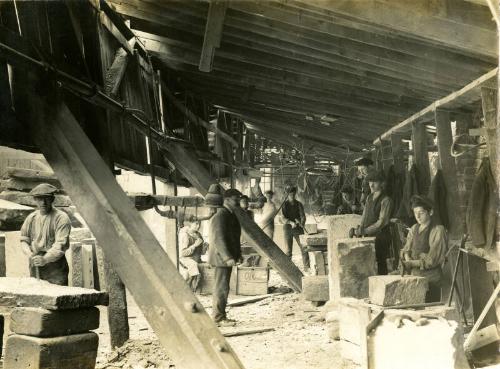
{"left": 208, "top": 188, "right": 242, "bottom": 326}
{"left": 20, "top": 183, "right": 71, "bottom": 285}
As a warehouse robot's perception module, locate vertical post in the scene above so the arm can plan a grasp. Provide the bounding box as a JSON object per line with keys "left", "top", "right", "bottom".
{"left": 411, "top": 122, "right": 431, "bottom": 194}
{"left": 480, "top": 87, "right": 498, "bottom": 178}
{"left": 390, "top": 134, "right": 405, "bottom": 175}
{"left": 435, "top": 110, "right": 463, "bottom": 238}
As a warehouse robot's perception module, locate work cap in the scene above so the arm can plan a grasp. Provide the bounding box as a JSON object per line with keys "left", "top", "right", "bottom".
{"left": 286, "top": 185, "right": 297, "bottom": 194}
{"left": 205, "top": 184, "right": 223, "bottom": 207}
{"left": 223, "top": 189, "right": 242, "bottom": 199}
{"left": 365, "top": 170, "right": 385, "bottom": 183}
{"left": 29, "top": 183, "right": 58, "bottom": 197}
{"left": 354, "top": 157, "right": 374, "bottom": 166}
{"left": 410, "top": 195, "right": 434, "bottom": 211}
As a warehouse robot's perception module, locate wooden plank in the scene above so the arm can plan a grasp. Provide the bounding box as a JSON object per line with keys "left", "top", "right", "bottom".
{"left": 199, "top": 0, "right": 227, "bottom": 72}
{"left": 377, "top": 68, "right": 498, "bottom": 142}
{"left": 480, "top": 87, "right": 498, "bottom": 177}
{"left": 466, "top": 324, "right": 500, "bottom": 351}
{"left": 99, "top": 11, "right": 133, "bottom": 55}
{"left": 104, "top": 47, "right": 129, "bottom": 96}
{"left": 12, "top": 81, "right": 244, "bottom": 369}
{"left": 435, "top": 109, "right": 464, "bottom": 238}
{"left": 411, "top": 122, "right": 431, "bottom": 194}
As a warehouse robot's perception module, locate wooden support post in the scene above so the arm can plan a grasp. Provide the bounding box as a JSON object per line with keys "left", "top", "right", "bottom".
{"left": 13, "top": 82, "right": 244, "bottom": 369}
{"left": 411, "top": 122, "right": 431, "bottom": 194}
{"left": 435, "top": 109, "right": 464, "bottom": 238}
{"left": 104, "top": 47, "right": 129, "bottom": 97}
{"left": 199, "top": 0, "right": 227, "bottom": 72}
{"left": 480, "top": 87, "right": 498, "bottom": 178}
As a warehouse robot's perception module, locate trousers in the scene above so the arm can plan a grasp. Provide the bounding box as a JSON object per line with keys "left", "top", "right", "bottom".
{"left": 212, "top": 267, "right": 233, "bottom": 322}
{"left": 283, "top": 224, "right": 310, "bottom": 269}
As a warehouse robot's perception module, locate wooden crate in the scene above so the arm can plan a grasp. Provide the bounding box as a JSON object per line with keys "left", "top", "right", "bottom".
{"left": 198, "top": 263, "right": 216, "bottom": 295}
{"left": 230, "top": 266, "right": 269, "bottom": 296}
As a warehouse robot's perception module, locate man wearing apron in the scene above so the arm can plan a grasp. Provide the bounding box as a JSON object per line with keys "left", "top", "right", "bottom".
{"left": 20, "top": 183, "right": 71, "bottom": 285}
{"left": 401, "top": 195, "right": 447, "bottom": 302}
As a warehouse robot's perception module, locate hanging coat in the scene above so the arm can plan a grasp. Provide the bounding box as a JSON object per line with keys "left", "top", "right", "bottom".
{"left": 466, "top": 157, "right": 497, "bottom": 248}
{"left": 396, "top": 164, "right": 420, "bottom": 225}
{"left": 428, "top": 170, "right": 449, "bottom": 230}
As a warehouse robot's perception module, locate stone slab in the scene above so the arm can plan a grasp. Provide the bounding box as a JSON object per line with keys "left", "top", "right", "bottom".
{"left": 304, "top": 223, "right": 318, "bottom": 234}
{"left": 0, "top": 178, "right": 63, "bottom": 192}
{"left": 339, "top": 297, "right": 381, "bottom": 347}
{"left": 5, "top": 231, "right": 30, "bottom": 278}
{"left": 4, "top": 332, "right": 98, "bottom": 369}
{"left": 67, "top": 242, "right": 83, "bottom": 288}
{"left": 327, "top": 215, "right": 362, "bottom": 299}
{"left": 0, "top": 277, "right": 108, "bottom": 310}
{"left": 329, "top": 238, "right": 377, "bottom": 301}
{"left": 69, "top": 228, "right": 93, "bottom": 243}
{"left": 300, "top": 230, "right": 328, "bottom": 246}
{"left": 0, "top": 190, "right": 71, "bottom": 207}
{"left": 0, "top": 199, "right": 34, "bottom": 231}
{"left": 81, "top": 244, "right": 94, "bottom": 289}
{"left": 302, "top": 275, "right": 329, "bottom": 302}
{"left": 368, "top": 307, "right": 470, "bottom": 369}
{"left": 9, "top": 306, "right": 100, "bottom": 337}
{"left": 369, "top": 275, "right": 428, "bottom": 307}
{"left": 309, "top": 251, "right": 327, "bottom": 275}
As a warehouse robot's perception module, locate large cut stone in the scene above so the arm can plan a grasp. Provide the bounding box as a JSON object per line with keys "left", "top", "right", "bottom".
{"left": 10, "top": 307, "right": 100, "bottom": 337}
{"left": 329, "top": 238, "right": 377, "bottom": 300}
{"left": 5, "top": 231, "right": 30, "bottom": 278}
{"left": 369, "top": 275, "right": 428, "bottom": 306}
{"left": 368, "top": 307, "right": 470, "bottom": 369}
{"left": 339, "top": 298, "right": 381, "bottom": 346}
{"left": 300, "top": 229, "right": 328, "bottom": 246}
{"left": 302, "top": 275, "right": 329, "bottom": 302}
{"left": 0, "top": 178, "right": 63, "bottom": 192}
{"left": 0, "top": 190, "right": 71, "bottom": 207}
{"left": 0, "top": 199, "right": 34, "bottom": 231}
{"left": 0, "top": 277, "right": 108, "bottom": 310}
{"left": 327, "top": 215, "right": 362, "bottom": 299}
{"left": 4, "top": 332, "right": 98, "bottom": 369}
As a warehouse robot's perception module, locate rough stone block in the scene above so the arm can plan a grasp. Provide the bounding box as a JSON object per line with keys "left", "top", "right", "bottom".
{"left": 0, "top": 190, "right": 71, "bottom": 207}
{"left": 329, "top": 238, "right": 377, "bottom": 300}
{"left": 302, "top": 275, "right": 329, "bottom": 302}
{"left": 304, "top": 223, "right": 318, "bottom": 234}
{"left": 0, "top": 178, "right": 62, "bottom": 192}
{"left": 369, "top": 275, "right": 428, "bottom": 306}
{"left": 0, "top": 199, "right": 34, "bottom": 231}
{"left": 368, "top": 306, "right": 470, "bottom": 369}
{"left": 338, "top": 298, "right": 381, "bottom": 346}
{"left": 81, "top": 243, "right": 94, "bottom": 289}
{"left": 9, "top": 307, "right": 100, "bottom": 337}
{"left": 4, "top": 332, "right": 98, "bottom": 369}
{"left": 0, "top": 277, "right": 108, "bottom": 309}
{"left": 69, "top": 228, "right": 93, "bottom": 242}
{"left": 327, "top": 214, "right": 362, "bottom": 241}
{"left": 67, "top": 242, "right": 83, "bottom": 287}
{"left": 309, "top": 251, "right": 327, "bottom": 275}
{"left": 5, "top": 231, "right": 30, "bottom": 278}
{"left": 300, "top": 230, "right": 328, "bottom": 246}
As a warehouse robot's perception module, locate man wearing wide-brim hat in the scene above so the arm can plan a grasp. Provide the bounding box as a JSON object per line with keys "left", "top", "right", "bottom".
{"left": 356, "top": 171, "right": 393, "bottom": 275}
{"left": 207, "top": 187, "right": 243, "bottom": 326}
{"left": 20, "top": 183, "right": 71, "bottom": 285}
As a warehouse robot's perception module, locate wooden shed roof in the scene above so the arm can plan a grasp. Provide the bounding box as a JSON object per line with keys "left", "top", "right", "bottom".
{"left": 108, "top": 0, "right": 497, "bottom": 156}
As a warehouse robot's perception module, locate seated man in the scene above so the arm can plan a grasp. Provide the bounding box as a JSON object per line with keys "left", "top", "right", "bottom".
{"left": 179, "top": 216, "right": 207, "bottom": 292}
{"left": 401, "top": 195, "right": 447, "bottom": 302}
{"left": 337, "top": 186, "right": 362, "bottom": 215}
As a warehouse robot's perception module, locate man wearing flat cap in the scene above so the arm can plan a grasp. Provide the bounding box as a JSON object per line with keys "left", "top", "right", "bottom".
{"left": 354, "top": 157, "right": 375, "bottom": 208}
{"left": 400, "top": 195, "right": 447, "bottom": 302}
{"left": 357, "top": 171, "right": 392, "bottom": 274}
{"left": 20, "top": 183, "right": 71, "bottom": 285}
{"left": 208, "top": 188, "right": 242, "bottom": 326}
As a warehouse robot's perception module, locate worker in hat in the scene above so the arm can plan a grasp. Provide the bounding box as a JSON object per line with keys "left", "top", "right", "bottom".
{"left": 280, "top": 186, "right": 309, "bottom": 271}
{"left": 208, "top": 188, "right": 243, "bottom": 326}
{"left": 356, "top": 171, "right": 393, "bottom": 275}
{"left": 353, "top": 157, "right": 375, "bottom": 208}
{"left": 400, "top": 195, "right": 447, "bottom": 302}
{"left": 20, "top": 183, "right": 71, "bottom": 285}
{"left": 337, "top": 186, "right": 362, "bottom": 215}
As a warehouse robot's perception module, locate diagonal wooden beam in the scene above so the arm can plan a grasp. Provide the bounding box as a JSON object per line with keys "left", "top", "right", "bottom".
{"left": 104, "top": 47, "right": 129, "bottom": 96}
{"left": 13, "top": 75, "right": 245, "bottom": 369}
{"left": 199, "top": 0, "right": 227, "bottom": 72}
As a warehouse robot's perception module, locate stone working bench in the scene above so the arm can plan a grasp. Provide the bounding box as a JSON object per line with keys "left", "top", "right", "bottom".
{"left": 0, "top": 277, "right": 108, "bottom": 369}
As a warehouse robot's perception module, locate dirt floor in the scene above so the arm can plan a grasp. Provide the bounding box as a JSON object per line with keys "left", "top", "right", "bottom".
{"left": 95, "top": 257, "right": 356, "bottom": 369}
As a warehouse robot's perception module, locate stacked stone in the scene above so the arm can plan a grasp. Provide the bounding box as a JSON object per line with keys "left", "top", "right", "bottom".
{"left": 1, "top": 277, "right": 108, "bottom": 369}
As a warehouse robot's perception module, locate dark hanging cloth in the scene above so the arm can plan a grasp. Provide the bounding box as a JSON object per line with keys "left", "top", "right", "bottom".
{"left": 428, "top": 170, "right": 449, "bottom": 230}
{"left": 466, "top": 157, "right": 497, "bottom": 248}
{"left": 396, "top": 164, "right": 420, "bottom": 225}
{"left": 384, "top": 165, "right": 404, "bottom": 217}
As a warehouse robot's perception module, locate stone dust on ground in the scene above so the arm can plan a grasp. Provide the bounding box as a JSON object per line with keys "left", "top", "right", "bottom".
{"left": 96, "top": 261, "right": 357, "bottom": 369}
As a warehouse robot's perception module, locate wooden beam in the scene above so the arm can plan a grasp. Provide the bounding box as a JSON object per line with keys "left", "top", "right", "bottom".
{"left": 160, "top": 80, "right": 238, "bottom": 147}
{"left": 199, "top": 0, "right": 227, "bottom": 72}
{"left": 14, "top": 77, "right": 244, "bottom": 369}
{"left": 104, "top": 47, "right": 129, "bottom": 97}
{"left": 435, "top": 109, "right": 464, "bottom": 238}
{"left": 376, "top": 68, "right": 498, "bottom": 142}
{"left": 411, "top": 122, "right": 431, "bottom": 194}
{"left": 289, "top": 0, "right": 497, "bottom": 58}
{"left": 480, "top": 87, "right": 498, "bottom": 177}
